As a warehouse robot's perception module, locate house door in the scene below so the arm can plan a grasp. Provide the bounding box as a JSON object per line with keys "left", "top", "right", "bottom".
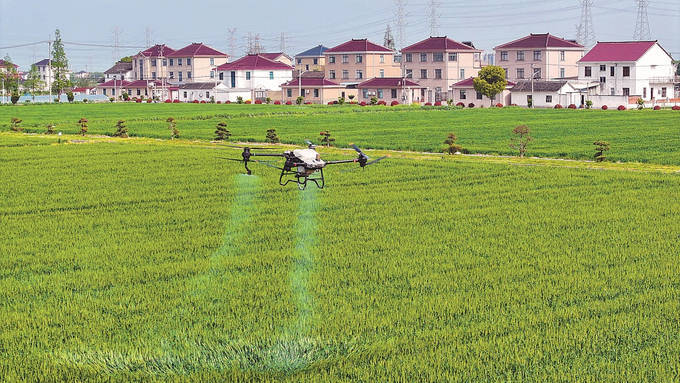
{"left": 527, "top": 95, "right": 533, "bottom": 107}
{"left": 650, "top": 88, "right": 654, "bottom": 99}
{"left": 580, "top": 95, "right": 585, "bottom": 106}
{"left": 231, "top": 72, "right": 236, "bottom": 88}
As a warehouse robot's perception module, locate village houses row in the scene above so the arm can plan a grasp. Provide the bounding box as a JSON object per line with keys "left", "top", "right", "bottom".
{"left": 91, "top": 34, "right": 678, "bottom": 108}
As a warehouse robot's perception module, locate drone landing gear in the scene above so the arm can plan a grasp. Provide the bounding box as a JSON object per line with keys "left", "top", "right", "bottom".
{"left": 279, "top": 168, "right": 325, "bottom": 190}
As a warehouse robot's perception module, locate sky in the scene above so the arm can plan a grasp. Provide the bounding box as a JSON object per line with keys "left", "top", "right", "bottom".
{"left": 1, "top": 0, "right": 678, "bottom": 71}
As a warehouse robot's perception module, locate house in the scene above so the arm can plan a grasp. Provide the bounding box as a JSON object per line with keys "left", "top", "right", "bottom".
{"left": 71, "top": 71, "right": 89, "bottom": 80}
{"left": 131, "top": 44, "right": 176, "bottom": 81}
{"left": 324, "top": 39, "right": 401, "bottom": 86}
{"left": 216, "top": 54, "right": 293, "bottom": 101}
{"left": 260, "top": 52, "right": 293, "bottom": 66}
{"left": 281, "top": 77, "right": 347, "bottom": 104}
{"left": 32, "top": 59, "right": 70, "bottom": 91}
{"left": 401, "top": 36, "right": 483, "bottom": 103}
{"left": 357, "top": 77, "right": 422, "bottom": 104}
{"left": 178, "top": 82, "right": 241, "bottom": 103}
{"left": 495, "top": 33, "right": 585, "bottom": 82}
{"left": 71, "top": 87, "right": 94, "bottom": 96}
{"left": 577, "top": 41, "right": 676, "bottom": 105}
{"left": 104, "top": 61, "right": 134, "bottom": 81}
{"left": 167, "top": 43, "right": 229, "bottom": 84}
{"left": 295, "top": 45, "right": 328, "bottom": 72}
{"left": 0, "top": 59, "right": 17, "bottom": 74}
{"left": 95, "top": 79, "right": 131, "bottom": 98}
{"left": 124, "top": 80, "right": 166, "bottom": 99}
{"left": 508, "top": 80, "right": 601, "bottom": 107}
{"left": 451, "top": 77, "right": 515, "bottom": 106}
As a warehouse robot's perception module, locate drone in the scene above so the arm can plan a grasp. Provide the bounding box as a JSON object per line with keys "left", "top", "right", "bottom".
{"left": 221, "top": 141, "right": 386, "bottom": 189}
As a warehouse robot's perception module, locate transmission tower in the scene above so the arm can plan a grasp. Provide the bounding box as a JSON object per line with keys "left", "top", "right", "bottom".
{"left": 253, "top": 34, "right": 263, "bottom": 54}
{"left": 228, "top": 28, "right": 237, "bottom": 58}
{"left": 576, "top": 0, "right": 595, "bottom": 47}
{"left": 427, "top": 0, "right": 440, "bottom": 36}
{"left": 384, "top": 25, "right": 396, "bottom": 51}
{"left": 394, "top": 0, "right": 407, "bottom": 49}
{"left": 280, "top": 32, "right": 286, "bottom": 53}
{"left": 113, "top": 27, "right": 121, "bottom": 62}
{"left": 633, "top": 0, "right": 651, "bottom": 40}
{"left": 145, "top": 27, "right": 152, "bottom": 48}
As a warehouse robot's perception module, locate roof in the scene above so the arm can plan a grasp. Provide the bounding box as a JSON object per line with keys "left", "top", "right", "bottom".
{"left": 495, "top": 33, "right": 584, "bottom": 49}
{"left": 97, "top": 80, "right": 131, "bottom": 87}
{"left": 294, "top": 70, "right": 326, "bottom": 79}
{"left": 125, "top": 80, "right": 165, "bottom": 88}
{"left": 179, "top": 82, "right": 218, "bottom": 90}
{"left": 357, "top": 77, "right": 421, "bottom": 88}
{"left": 452, "top": 77, "right": 515, "bottom": 88}
{"left": 260, "top": 52, "right": 291, "bottom": 61}
{"left": 217, "top": 54, "right": 292, "bottom": 71}
{"left": 168, "top": 43, "right": 227, "bottom": 57}
{"left": 296, "top": 45, "right": 329, "bottom": 57}
{"left": 402, "top": 37, "right": 478, "bottom": 52}
{"left": 104, "top": 61, "right": 133, "bottom": 74}
{"left": 511, "top": 80, "right": 567, "bottom": 92}
{"left": 138, "top": 44, "right": 175, "bottom": 57}
{"left": 0, "top": 59, "right": 18, "bottom": 68}
{"left": 34, "top": 58, "right": 50, "bottom": 66}
{"left": 325, "top": 39, "right": 392, "bottom": 53}
{"left": 281, "top": 78, "right": 342, "bottom": 87}
{"left": 578, "top": 41, "right": 660, "bottom": 62}
{"left": 72, "top": 87, "right": 91, "bottom": 92}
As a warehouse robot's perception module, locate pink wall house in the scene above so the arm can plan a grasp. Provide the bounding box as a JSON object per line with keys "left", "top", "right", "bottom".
{"left": 357, "top": 77, "right": 423, "bottom": 104}
{"left": 324, "top": 39, "right": 401, "bottom": 85}
{"left": 494, "top": 33, "right": 585, "bottom": 82}
{"left": 402, "top": 36, "right": 482, "bottom": 103}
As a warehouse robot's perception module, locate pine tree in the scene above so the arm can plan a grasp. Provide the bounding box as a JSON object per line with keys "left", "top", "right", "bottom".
{"left": 266, "top": 129, "right": 279, "bottom": 143}
{"left": 214, "top": 122, "right": 231, "bottom": 141}
{"left": 51, "top": 29, "right": 71, "bottom": 98}
{"left": 113, "top": 120, "right": 128, "bottom": 138}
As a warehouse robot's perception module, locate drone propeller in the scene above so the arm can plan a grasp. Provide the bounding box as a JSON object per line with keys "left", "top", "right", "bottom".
{"left": 217, "top": 157, "right": 283, "bottom": 170}
{"left": 365, "top": 156, "right": 387, "bottom": 166}
{"left": 223, "top": 144, "right": 281, "bottom": 150}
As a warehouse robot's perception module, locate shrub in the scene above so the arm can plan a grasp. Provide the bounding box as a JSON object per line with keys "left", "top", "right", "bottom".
{"left": 122, "top": 92, "right": 130, "bottom": 101}
{"left": 173, "top": 99, "right": 180, "bottom": 103}
{"left": 167, "top": 117, "right": 179, "bottom": 139}
{"left": 568, "top": 104, "right": 577, "bottom": 109}
{"left": 601, "top": 105, "right": 608, "bottom": 110}
{"left": 337, "top": 97, "right": 345, "bottom": 105}
{"left": 200, "top": 100, "right": 207, "bottom": 104}
{"left": 443, "top": 133, "right": 463, "bottom": 155}
{"left": 391, "top": 101, "right": 399, "bottom": 106}
{"left": 266, "top": 128, "right": 279, "bottom": 143}
{"left": 214, "top": 122, "right": 231, "bottom": 141}
{"left": 359, "top": 101, "right": 367, "bottom": 106}
{"left": 320, "top": 130, "right": 335, "bottom": 147}
{"left": 216, "top": 101, "right": 222, "bottom": 104}
{"left": 653, "top": 105, "right": 661, "bottom": 110}
{"left": 237, "top": 96, "right": 243, "bottom": 104}
{"left": 434, "top": 101, "right": 442, "bottom": 106}
{"left": 78, "top": 118, "right": 88, "bottom": 136}
{"left": 225, "top": 100, "right": 231, "bottom": 104}
{"left": 274, "top": 100, "right": 281, "bottom": 105}
{"left": 468, "top": 103, "right": 475, "bottom": 108}
{"left": 83, "top": 99, "right": 88, "bottom": 103}
{"left": 636, "top": 98, "right": 645, "bottom": 110}
{"left": 424, "top": 102, "right": 432, "bottom": 106}
{"left": 11, "top": 93, "right": 19, "bottom": 104}
{"left": 617, "top": 105, "right": 626, "bottom": 111}
{"left": 66, "top": 92, "right": 74, "bottom": 103}
{"left": 296, "top": 96, "right": 304, "bottom": 105}
{"left": 109, "top": 97, "right": 115, "bottom": 103}
{"left": 112, "top": 120, "right": 128, "bottom": 138}
{"left": 554, "top": 104, "right": 563, "bottom": 109}
{"left": 594, "top": 140, "right": 610, "bottom": 162}
{"left": 370, "top": 96, "right": 378, "bottom": 105}
{"left": 45, "top": 123, "right": 56, "bottom": 135}
{"left": 245, "top": 100, "right": 252, "bottom": 105}
{"left": 254, "top": 99, "right": 262, "bottom": 104}
{"left": 509, "top": 125, "right": 532, "bottom": 158}
{"left": 136, "top": 98, "right": 142, "bottom": 103}
{"left": 328, "top": 101, "right": 334, "bottom": 105}
{"left": 456, "top": 102, "right": 465, "bottom": 107}
{"left": 265, "top": 97, "right": 271, "bottom": 104}
{"left": 585, "top": 100, "right": 593, "bottom": 109}
{"left": 286, "top": 101, "right": 292, "bottom": 105}
{"left": 304, "top": 101, "right": 312, "bottom": 105}
{"left": 164, "top": 99, "right": 172, "bottom": 103}
{"left": 333, "top": 101, "right": 338, "bottom": 105}
{"left": 495, "top": 103, "right": 503, "bottom": 108}
{"left": 378, "top": 100, "right": 386, "bottom": 106}
{"left": 10, "top": 117, "right": 22, "bottom": 132}
{"left": 672, "top": 105, "right": 680, "bottom": 111}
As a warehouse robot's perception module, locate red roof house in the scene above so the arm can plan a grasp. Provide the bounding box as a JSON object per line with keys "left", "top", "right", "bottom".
{"left": 495, "top": 33, "right": 584, "bottom": 49}
{"left": 325, "top": 39, "right": 393, "bottom": 53}
{"left": 402, "top": 37, "right": 479, "bottom": 52}
{"left": 217, "top": 54, "right": 292, "bottom": 71}
{"left": 138, "top": 44, "right": 176, "bottom": 57}
{"left": 578, "top": 41, "right": 662, "bottom": 62}
{"left": 168, "top": 43, "right": 227, "bottom": 57}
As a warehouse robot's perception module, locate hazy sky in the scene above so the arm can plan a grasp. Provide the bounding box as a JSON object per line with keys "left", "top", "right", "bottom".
{"left": 1, "top": 0, "right": 678, "bottom": 71}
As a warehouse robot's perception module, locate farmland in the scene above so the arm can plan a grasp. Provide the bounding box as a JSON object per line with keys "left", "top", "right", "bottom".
{"left": 1, "top": 133, "right": 679, "bottom": 381}
{"left": 1, "top": 103, "right": 680, "bottom": 164}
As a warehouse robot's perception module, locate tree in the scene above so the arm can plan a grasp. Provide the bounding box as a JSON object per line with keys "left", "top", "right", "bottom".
{"left": 266, "top": 129, "right": 279, "bottom": 143}
{"left": 51, "top": 29, "right": 72, "bottom": 98}
{"left": 214, "top": 122, "right": 231, "bottom": 141}
{"left": 320, "top": 131, "right": 335, "bottom": 147}
{"left": 23, "top": 65, "right": 45, "bottom": 101}
{"left": 593, "top": 141, "right": 610, "bottom": 162}
{"left": 78, "top": 118, "right": 88, "bottom": 136}
{"left": 1, "top": 55, "right": 19, "bottom": 97}
{"left": 45, "top": 123, "right": 56, "bottom": 135}
{"left": 10, "top": 118, "right": 22, "bottom": 132}
{"left": 443, "top": 133, "right": 463, "bottom": 155}
{"left": 167, "top": 117, "right": 179, "bottom": 139}
{"left": 119, "top": 56, "right": 133, "bottom": 63}
{"left": 509, "top": 125, "right": 532, "bottom": 158}
{"left": 296, "top": 96, "right": 304, "bottom": 105}
{"left": 113, "top": 120, "right": 128, "bottom": 138}
{"left": 473, "top": 66, "right": 508, "bottom": 107}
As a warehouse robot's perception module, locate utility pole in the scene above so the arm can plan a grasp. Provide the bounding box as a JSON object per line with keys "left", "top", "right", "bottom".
{"left": 48, "top": 38, "right": 52, "bottom": 103}
{"left": 394, "top": 0, "right": 407, "bottom": 49}
{"left": 576, "top": 0, "right": 595, "bottom": 47}
{"left": 427, "top": 0, "right": 440, "bottom": 37}
{"left": 633, "top": 0, "right": 651, "bottom": 40}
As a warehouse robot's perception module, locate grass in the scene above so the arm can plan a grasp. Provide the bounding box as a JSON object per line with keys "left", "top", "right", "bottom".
{"left": 1, "top": 103, "right": 679, "bottom": 164}
{"left": 1, "top": 136, "right": 679, "bottom": 381}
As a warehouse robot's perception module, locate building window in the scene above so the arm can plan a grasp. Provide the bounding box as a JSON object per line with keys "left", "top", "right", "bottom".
{"left": 500, "top": 51, "right": 508, "bottom": 61}
{"left": 610, "top": 88, "right": 615, "bottom": 95}
{"left": 405, "top": 69, "right": 413, "bottom": 79}
{"left": 433, "top": 52, "right": 443, "bottom": 62}
{"left": 178, "top": 58, "right": 183, "bottom": 66}
{"left": 420, "top": 69, "right": 427, "bottom": 79}
{"left": 476, "top": 92, "right": 483, "bottom": 100}
{"left": 623, "top": 66, "right": 630, "bottom": 77}
{"left": 329, "top": 70, "right": 336, "bottom": 79}
{"left": 162, "top": 59, "right": 167, "bottom": 66}
{"left": 170, "top": 72, "right": 174, "bottom": 79}
{"left": 533, "top": 68, "right": 541, "bottom": 79}
{"left": 103, "top": 88, "right": 107, "bottom": 95}
{"left": 152, "top": 72, "right": 157, "bottom": 79}
{"left": 560, "top": 51, "right": 565, "bottom": 61}
{"left": 305, "top": 65, "right": 309, "bottom": 71}
{"left": 342, "top": 70, "right": 349, "bottom": 79}
{"left": 356, "top": 70, "right": 363, "bottom": 79}
{"left": 517, "top": 68, "right": 524, "bottom": 79}
{"left": 170, "top": 59, "right": 174, "bottom": 66}
{"left": 420, "top": 53, "right": 427, "bottom": 62}
{"left": 405, "top": 53, "right": 412, "bottom": 62}
{"left": 183, "top": 91, "right": 187, "bottom": 98}
{"left": 643, "top": 87, "right": 647, "bottom": 98}
{"left": 379, "top": 69, "right": 384, "bottom": 78}
{"left": 460, "top": 90, "right": 466, "bottom": 99}
{"left": 219, "top": 72, "right": 223, "bottom": 80}
{"left": 599, "top": 65, "right": 606, "bottom": 71}
{"left": 329, "top": 56, "right": 335, "bottom": 64}
{"left": 610, "top": 66, "right": 614, "bottom": 76}
{"left": 355, "top": 55, "right": 362, "bottom": 63}
{"left": 246, "top": 72, "right": 251, "bottom": 80}
{"left": 187, "top": 71, "right": 192, "bottom": 79}
{"left": 623, "top": 88, "right": 630, "bottom": 96}
{"left": 314, "top": 89, "right": 319, "bottom": 97}
{"left": 210, "top": 71, "right": 215, "bottom": 78}
{"left": 179, "top": 72, "right": 183, "bottom": 81}
{"left": 448, "top": 53, "right": 457, "bottom": 61}
{"left": 460, "top": 69, "right": 465, "bottom": 79}
{"left": 210, "top": 58, "right": 214, "bottom": 66}
{"left": 137, "top": 89, "right": 141, "bottom": 96}
{"left": 662, "top": 87, "right": 667, "bottom": 97}
{"left": 517, "top": 51, "right": 525, "bottom": 61}
{"left": 391, "top": 89, "right": 397, "bottom": 98}
{"left": 310, "top": 58, "right": 316, "bottom": 65}
{"left": 206, "top": 91, "right": 210, "bottom": 98}
{"left": 287, "top": 89, "right": 292, "bottom": 97}
{"left": 546, "top": 95, "right": 552, "bottom": 103}
{"left": 186, "top": 58, "right": 191, "bottom": 65}
{"left": 394, "top": 55, "right": 401, "bottom": 63}
{"left": 599, "top": 76, "right": 605, "bottom": 83}
{"left": 297, "top": 58, "right": 302, "bottom": 64}
{"left": 342, "top": 55, "right": 349, "bottom": 64}
{"left": 560, "top": 68, "right": 565, "bottom": 78}
{"left": 380, "top": 55, "right": 385, "bottom": 63}
{"left": 435, "top": 69, "right": 442, "bottom": 79}
{"left": 269, "top": 71, "right": 274, "bottom": 80}
{"left": 533, "top": 51, "right": 541, "bottom": 61}
{"left": 377, "top": 89, "right": 383, "bottom": 98}
{"left": 151, "top": 59, "right": 157, "bottom": 67}
{"left": 503, "top": 68, "right": 508, "bottom": 79}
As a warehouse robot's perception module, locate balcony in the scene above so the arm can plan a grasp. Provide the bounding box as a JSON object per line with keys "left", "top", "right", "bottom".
{"left": 648, "top": 76, "right": 677, "bottom": 84}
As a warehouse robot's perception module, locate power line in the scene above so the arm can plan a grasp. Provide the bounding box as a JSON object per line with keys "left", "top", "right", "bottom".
{"left": 633, "top": 0, "right": 651, "bottom": 40}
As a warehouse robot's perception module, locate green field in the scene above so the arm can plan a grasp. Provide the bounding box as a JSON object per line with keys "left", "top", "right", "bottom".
{"left": 1, "top": 104, "right": 680, "bottom": 381}
{"left": 1, "top": 103, "right": 680, "bottom": 164}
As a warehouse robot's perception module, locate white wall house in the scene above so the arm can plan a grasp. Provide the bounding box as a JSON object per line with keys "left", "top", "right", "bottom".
{"left": 216, "top": 54, "right": 293, "bottom": 101}
{"left": 33, "top": 59, "right": 71, "bottom": 92}
{"left": 578, "top": 41, "right": 676, "bottom": 105}
{"left": 104, "top": 61, "right": 134, "bottom": 81}
{"left": 178, "top": 82, "right": 250, "bottom": 103}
